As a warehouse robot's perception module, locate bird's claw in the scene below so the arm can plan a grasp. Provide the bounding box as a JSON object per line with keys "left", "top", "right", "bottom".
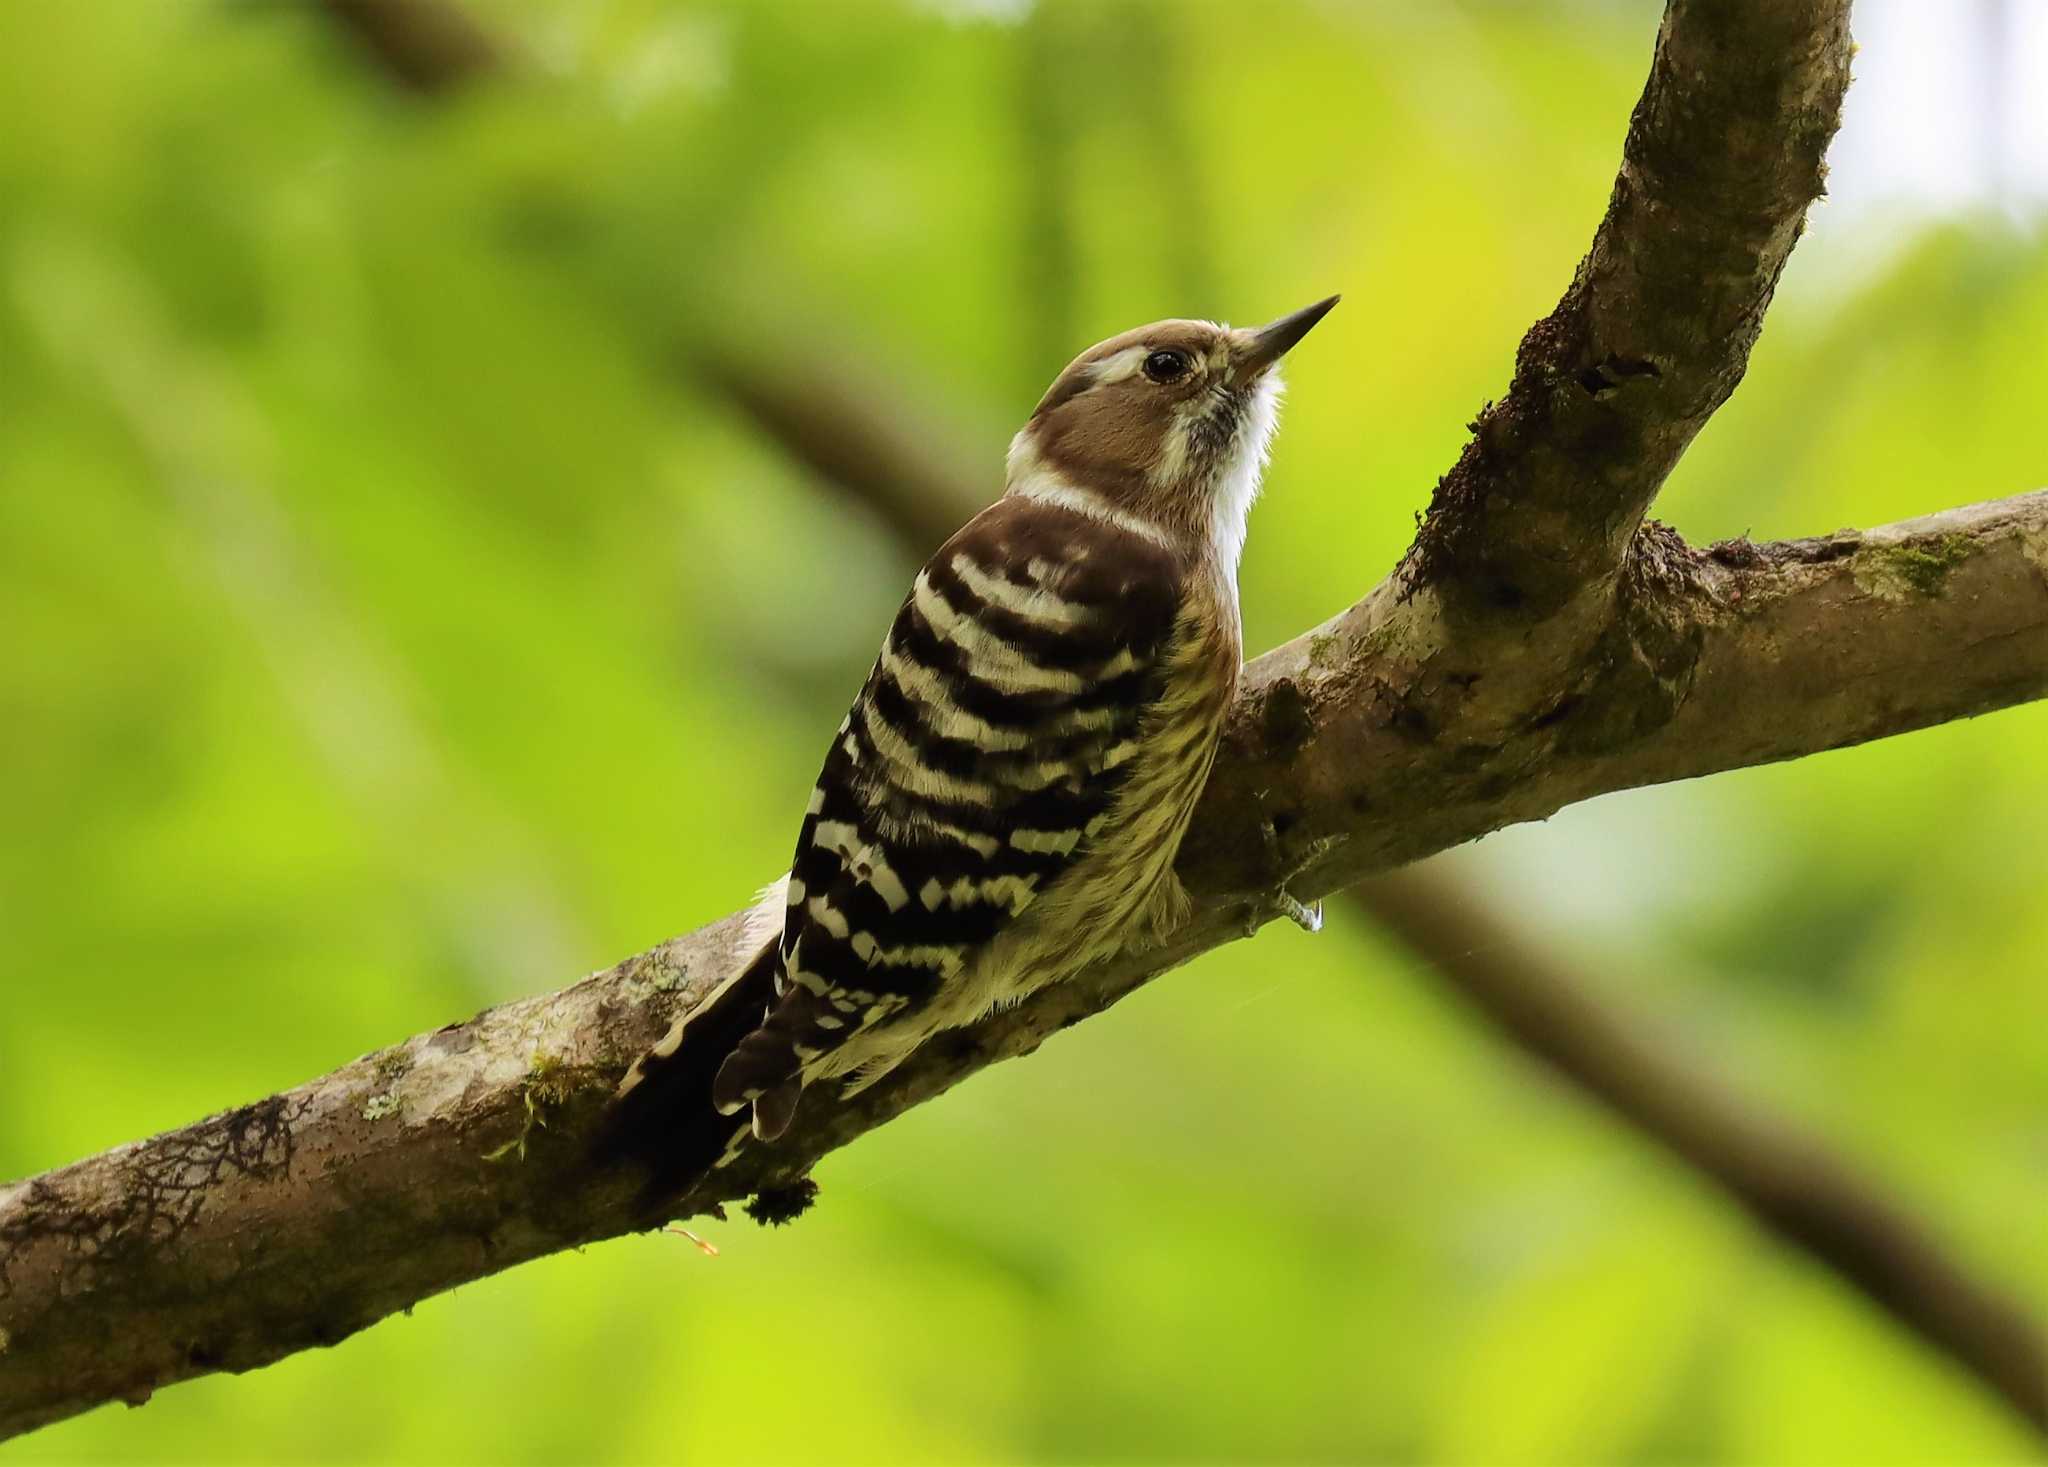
{"left": 1275, "top": 890, "right": 1323, "bottom": 933}
{"left": 1241, "top": 886, "right": 1324, "bottom": 938}
{"left": 1244, "top": 826, "right": 1342, "bottom": 937}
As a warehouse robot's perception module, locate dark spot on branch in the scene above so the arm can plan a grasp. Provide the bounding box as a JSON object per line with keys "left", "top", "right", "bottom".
{"left": 1706, "top": 535, "right": 1764, "bottom": 568}
{"left": 1766, "top": 529, "right": 1865, "bottom": 566}
{"left": 1483, "top": 579, "right": 1525, "bottom": 611}
{"left": 1711, "top": 528, "right": 1869, "bottom": 581}
{"left": 1372, "top": 679, "right": 1436, "bottom": 741}
{"left": 1261, "top": 678, "right": 1313, "bottom": 757}
{"left": 745, "top": 1180, "right": 819, "bottom": 1228}
{"left": 1577, "top": 355, "right": 1664, "bottom": 397}
{"left": 1527, "top": 694, "right": 1583, "bottom": 732}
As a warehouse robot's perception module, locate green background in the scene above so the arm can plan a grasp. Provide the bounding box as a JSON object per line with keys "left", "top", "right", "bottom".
{"left": 2, "top": 2, "right": 2042, "bottom": 1462}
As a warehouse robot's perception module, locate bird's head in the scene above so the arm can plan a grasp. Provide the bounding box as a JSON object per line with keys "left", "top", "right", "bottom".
{"left": 1005, "top": 296, "right": 1337, "bottom": 572}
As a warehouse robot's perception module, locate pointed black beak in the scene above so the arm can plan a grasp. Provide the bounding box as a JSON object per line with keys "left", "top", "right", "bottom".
{"left": 1236, "top": 295, "right": 1340, "bottom": 379}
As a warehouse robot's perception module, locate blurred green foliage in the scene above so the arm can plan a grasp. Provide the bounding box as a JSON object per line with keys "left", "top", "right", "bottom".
{"left": 2, "top": 2, "right": 2043, "bottom": 1463}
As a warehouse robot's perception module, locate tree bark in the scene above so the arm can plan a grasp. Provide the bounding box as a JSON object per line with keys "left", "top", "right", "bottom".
{"left": 7, "top": 0, "right": 2046, "bottom": 1442}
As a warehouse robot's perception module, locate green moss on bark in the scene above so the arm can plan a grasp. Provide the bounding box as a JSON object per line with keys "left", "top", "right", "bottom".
{"left": 1854, "top": 534, "right": 1975, "bottom": 600}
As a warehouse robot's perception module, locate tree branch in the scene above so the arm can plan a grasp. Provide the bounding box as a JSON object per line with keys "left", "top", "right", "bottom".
{"left": 8, "top": 0, "right": 2047, "bottom": 1441}
{"left": 707, "top": 331, "right": 2048, "bottom": 1428}
{"left": 1409, "top": 0, "right": 1851, "bottom": 617}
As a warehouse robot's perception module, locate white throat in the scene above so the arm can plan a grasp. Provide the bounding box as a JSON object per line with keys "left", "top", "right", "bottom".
{"left": 1002, "top": 366, "right": 1284, "bottom": 581}
{"left": 1208, "top": 368, "right": 1283, "bottom": 582}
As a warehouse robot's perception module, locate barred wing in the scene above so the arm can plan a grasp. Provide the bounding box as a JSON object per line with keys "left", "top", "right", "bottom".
{"left": 711, "top": 493, "right": 1185, "bottom": 1114}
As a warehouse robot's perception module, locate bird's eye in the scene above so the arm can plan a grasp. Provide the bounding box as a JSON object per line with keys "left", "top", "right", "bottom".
{"left": 1142, "top": 349, "right": 1192, "bottom": 384}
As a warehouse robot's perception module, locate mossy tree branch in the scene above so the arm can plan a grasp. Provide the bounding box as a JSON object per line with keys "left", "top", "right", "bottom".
{"left": 7, "top": 0, "right": 2047, "bottom": 1442}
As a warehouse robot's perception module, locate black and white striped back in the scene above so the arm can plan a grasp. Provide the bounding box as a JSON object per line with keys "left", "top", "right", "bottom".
{"left": 708, "top": 494, "right": 1187, "bottom": 1122}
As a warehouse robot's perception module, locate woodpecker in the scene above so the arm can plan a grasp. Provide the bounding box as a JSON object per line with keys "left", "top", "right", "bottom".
{"left": 610, "top": 298, "right": 1337, "bottom": 1182}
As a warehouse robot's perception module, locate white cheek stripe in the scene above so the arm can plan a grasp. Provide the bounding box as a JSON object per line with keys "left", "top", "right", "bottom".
{"left": 1149, "top": 419, "right": 1191, "bottom": 488}
{"left": 1005, "top": 474, "right": 1173, "bottom": 551}
{"left": 1087, "top": 345, "right": 1150, "bottom": 384}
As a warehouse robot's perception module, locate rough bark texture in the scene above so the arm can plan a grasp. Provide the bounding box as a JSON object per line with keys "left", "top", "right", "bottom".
{"left": 7, "top": 0, "right": 2047, "bottom": 1441}
{"left": 1408, "top": 0, "right": 1850, "bottom": 616}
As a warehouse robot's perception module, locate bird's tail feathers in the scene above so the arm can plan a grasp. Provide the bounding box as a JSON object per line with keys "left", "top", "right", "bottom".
{"left": 711, "top": 1028, "right": 803, "bottom": 1141}
{"left": 595, "top": 939, "right": 778, "bottom": 1202}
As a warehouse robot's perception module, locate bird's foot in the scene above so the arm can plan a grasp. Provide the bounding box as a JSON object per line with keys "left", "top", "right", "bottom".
{"left": 1243, "top": 817, "right": 1344, "bottom": 938}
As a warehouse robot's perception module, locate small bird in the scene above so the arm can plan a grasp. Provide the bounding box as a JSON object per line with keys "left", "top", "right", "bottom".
{"left": 610, "top": 298, "right": 1337, "bottom": 1183}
